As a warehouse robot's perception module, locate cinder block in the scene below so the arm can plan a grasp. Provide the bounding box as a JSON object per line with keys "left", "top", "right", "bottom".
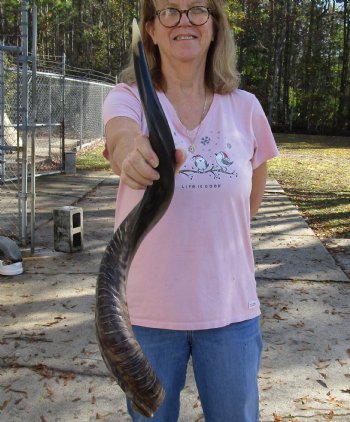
{"left": 53, "top": 206, "right": 83, "bottom": 252}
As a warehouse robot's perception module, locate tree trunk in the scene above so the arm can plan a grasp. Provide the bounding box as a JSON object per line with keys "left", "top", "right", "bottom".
{"left": 338, "top": 0, "right": 349, "bottom": 132}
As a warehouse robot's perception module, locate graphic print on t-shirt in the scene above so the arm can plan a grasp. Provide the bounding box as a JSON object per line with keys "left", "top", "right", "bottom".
{"left": 177, "top": 131, "right": 238, "bottom": 183}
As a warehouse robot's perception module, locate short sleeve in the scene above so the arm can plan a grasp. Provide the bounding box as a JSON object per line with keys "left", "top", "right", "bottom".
{"left": 251, "top": 97, "right": 279, "bottom": 169}
{"left": 102, "top": 83, "right": 143, "bottom": 128}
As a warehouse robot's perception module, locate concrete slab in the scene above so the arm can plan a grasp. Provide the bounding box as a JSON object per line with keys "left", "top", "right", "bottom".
{"left": 1, "top": 173, "right": 349, "bottom": 422}
{"left": 258, "top": 279, "right": 350, "bottom": 422}
{"left": 33, "top": 172, "right": 113, "bottom": 228}
{"left": 251, "top": 196, "right": 315, "bottom": 236}
{"left": 322, "top": 238, "right": 350, "bottom": 279}
{"left": 252, "top": 181, "right": 349, "bottom": 283}
{"left": 253, "top": 234, "right": 349, "bottom": 282}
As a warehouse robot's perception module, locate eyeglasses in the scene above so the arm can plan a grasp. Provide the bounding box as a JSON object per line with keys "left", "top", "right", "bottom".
{"left": 154, "top": 6, "right": 213, "bottom": 28}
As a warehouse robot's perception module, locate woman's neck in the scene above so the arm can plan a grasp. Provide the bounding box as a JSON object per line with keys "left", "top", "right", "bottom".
{"left": 161, "top": 60, "right": 207, "bottom": 98}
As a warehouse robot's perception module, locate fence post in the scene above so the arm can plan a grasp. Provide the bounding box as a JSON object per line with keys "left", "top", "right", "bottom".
{"left": 79, "top": 82, "right": 83, "bottom": 148}
{"left": 20, "top": 0, "right": 29, "bottom": 245}
{"left": 61, "top": 53, "right": 66, "bottom": 169}
{"left": 30, "top": 2, "right": 38, "bottom": 254}
{"left": 0, "top": 50, "right": 5, "bottom": 183}
{"left": 101, "top": 85, "right": 104, "bottom": 139}
{"left": 48, "top": 76, "right": 52, "bottom": 158}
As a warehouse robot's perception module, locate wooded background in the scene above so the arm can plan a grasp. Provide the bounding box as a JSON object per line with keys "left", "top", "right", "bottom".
{"left": 1, "top": 0, "right": 349, "bottom": 135}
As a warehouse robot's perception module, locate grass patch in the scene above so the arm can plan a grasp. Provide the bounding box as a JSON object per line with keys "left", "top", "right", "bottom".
{"left": 269, "top": 134, "right": 350, "bottom": 238}
{"left": 76, "top": 141, "right": 112, "bottom": 171}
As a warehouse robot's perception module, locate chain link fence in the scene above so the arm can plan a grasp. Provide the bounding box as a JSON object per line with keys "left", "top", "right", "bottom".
{"left": 0, "top": 49, "right": 23, "bottom": 240}
{"left": 1, "top": 1, "right": 115, "bottom": 245}
{"left": 64, "top": 76, "right": 112, "bottom": 150}
{"left": 0, "top": 52, "right": 114, "bottom": 242}
{"left": 31, "top": 71, "right": 113, "bottom": 174}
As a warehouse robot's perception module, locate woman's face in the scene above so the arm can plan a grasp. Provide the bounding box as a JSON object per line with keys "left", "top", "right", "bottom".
{"left": 146, "top": 0, "right": 214, "bottom": 66}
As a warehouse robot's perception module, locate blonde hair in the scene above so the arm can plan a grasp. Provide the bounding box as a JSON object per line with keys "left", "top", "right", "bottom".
{"left": 120, "top": 0, "right": 240, "bottom": 94}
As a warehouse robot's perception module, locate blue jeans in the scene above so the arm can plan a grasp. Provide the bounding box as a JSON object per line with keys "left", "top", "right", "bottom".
{"left": 127, "top": 316, "right": 262, "bottom": 422}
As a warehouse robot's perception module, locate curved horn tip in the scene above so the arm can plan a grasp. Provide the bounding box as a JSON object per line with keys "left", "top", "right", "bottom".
{"left": 132, "top": 18, "right": 141, "bottom": 49}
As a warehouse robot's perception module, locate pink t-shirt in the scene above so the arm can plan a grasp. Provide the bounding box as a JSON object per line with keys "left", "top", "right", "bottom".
{"left": 103, "top": 83, "right": 279, "bottom": 330}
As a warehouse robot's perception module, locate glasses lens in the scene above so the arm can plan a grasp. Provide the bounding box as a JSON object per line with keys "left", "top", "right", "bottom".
{"left": 188, "top": 7, "right": 209, "bottom": 25}
{"left": 159, "top": 8, "right": 180, "bottom": 27}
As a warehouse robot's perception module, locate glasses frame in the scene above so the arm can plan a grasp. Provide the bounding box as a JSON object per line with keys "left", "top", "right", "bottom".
{"left": 154, "top": 6, "right": 213, "bottom": 28}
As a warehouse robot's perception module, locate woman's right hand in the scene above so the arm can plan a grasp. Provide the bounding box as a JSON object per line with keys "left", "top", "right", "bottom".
{"left": 120, "top": 134, "right": 160, "bottom": 190}
{"left": 105, "top": 117, "right": 159, "bottom": 190}
{"left": 120, "top": 137, "right": 187, "bottom": 189}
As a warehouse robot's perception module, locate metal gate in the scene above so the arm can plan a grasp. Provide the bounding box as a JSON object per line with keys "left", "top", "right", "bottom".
{"left": 0, "top": 1, "right": 30, "bottom": 245}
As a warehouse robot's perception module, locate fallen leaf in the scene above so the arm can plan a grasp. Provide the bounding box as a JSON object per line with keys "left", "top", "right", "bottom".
{"left": 89, "top": 363, "right": 98, "bottom": 369}
{"left": 300, "top": 405, "right": 317, "bottom": 410}
{"left": 273, "top": 313, "right": 285, "bottom": 321}
{"left": 193, "top": 395, "right": 201, "bottom": 409}
{"left": 273, "top": 413, "right": 282, "bottom": 421}
{"left": 341, "top": 388, "right": 350, "bottom": 394}
{"left": 315, "top": 360, "right": 331, "bottom": 370}
{"left": 45, "top": 385, "right": 54, "bottom": 401}
{"left": 0, "top": 400, "right": 10, "bottom": 411}
{"left": 32, "top": 364, "right": 54, "bottom": 379}
{"left": 58, "top": 371, "right": 76, "bottom": 385}
{"left": 35, "top": 315, "right": 66, "bottom": 327}
{"left": 72, "top": 397, "right": 81, "bottom": 402}
{"left": 317, "top": 379, "right": 328, "bottom": 388}
{"left": 325, "top": 410, "right": 334, "bottom": 420}
{"left": 315, "top": 397, "right": 328, "bottom": 404}
{"left": 62, "top": 303, "right": 77, "bottom": 309}
{"left": 96, "top": 413, "right": 113, "bottom": 420}
{"left": 294, "top": 395, "right": 309, "bottom": 405}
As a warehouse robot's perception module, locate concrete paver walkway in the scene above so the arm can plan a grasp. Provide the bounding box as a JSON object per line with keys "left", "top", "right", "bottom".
{"left": 0, "top": 171, "right": 349, "bottom": 422}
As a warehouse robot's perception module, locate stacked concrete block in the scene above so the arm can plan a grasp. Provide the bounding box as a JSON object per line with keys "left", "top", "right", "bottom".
{"left": 53, "top": 206, "right": 83, "bottom": 252}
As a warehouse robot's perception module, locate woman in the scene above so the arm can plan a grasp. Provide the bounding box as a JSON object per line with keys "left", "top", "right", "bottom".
{"left": 102, "top": 1, "right": 278, "bottom": 420}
